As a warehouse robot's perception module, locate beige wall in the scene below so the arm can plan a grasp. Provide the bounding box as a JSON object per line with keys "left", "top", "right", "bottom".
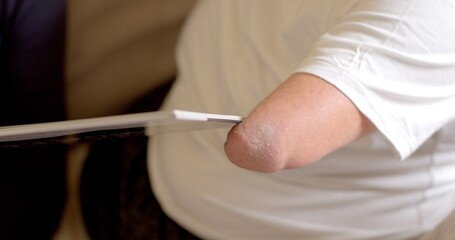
{"left": 66, "top": 0, "right": 195, "bottom": 119}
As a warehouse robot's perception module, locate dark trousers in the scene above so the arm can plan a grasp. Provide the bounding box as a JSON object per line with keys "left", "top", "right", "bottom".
{"left": 0, "top": 0, "right": 67, "bottom": 239}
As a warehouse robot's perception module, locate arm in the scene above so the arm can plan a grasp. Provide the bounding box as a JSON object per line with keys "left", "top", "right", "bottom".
{"left": 224, "top": 72, "right": 376, "bottom": 173}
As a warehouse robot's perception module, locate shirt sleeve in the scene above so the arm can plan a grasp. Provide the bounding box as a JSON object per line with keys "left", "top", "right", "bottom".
{"left": 297, "top": 0, "right": 455, "bottom": 160}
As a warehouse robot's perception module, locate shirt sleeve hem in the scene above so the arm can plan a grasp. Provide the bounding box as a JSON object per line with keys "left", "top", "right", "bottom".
{"left": 296, "top": 62, "right": 416, "bottom": 160}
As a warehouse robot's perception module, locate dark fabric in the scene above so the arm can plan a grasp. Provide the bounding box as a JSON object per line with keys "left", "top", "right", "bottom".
{"left": 0, "top": 0, "right": 67, "bottom": 239}
{"left": 0, "top": 146, "right": 67, "bottom": 240}
{"left": 0, "top": 0, "right": 66, "bottom": 125}
{"left": 80, "top": 80, "right": 202, "bottom": 240}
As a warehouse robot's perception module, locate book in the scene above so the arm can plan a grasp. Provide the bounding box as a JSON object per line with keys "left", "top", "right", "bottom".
{"left": 0, "top": 110, "right": 242, "bottom": 143}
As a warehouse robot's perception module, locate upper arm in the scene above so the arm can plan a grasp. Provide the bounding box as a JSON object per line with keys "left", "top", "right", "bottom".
{"left": 224, "top": 72, "right": 375, "bottom": 173}
{"left": 224, "top": 1, "right": 455, "bottom": 173}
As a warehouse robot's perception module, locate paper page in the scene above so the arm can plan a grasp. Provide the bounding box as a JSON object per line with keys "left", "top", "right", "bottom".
{"left": 0, "top": 110, "right": 242, "bottom": 142}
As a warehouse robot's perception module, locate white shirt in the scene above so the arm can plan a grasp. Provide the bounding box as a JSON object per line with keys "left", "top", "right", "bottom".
{"left": 149, "top": 1, "right": 455, "bottom": 239}
{"left": 421, "top": 208, "right": 455, "bottom": 240}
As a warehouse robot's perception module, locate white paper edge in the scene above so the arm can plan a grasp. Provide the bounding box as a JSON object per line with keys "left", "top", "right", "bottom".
{"left": 172, "top": 110, "right": 243, "bottom": 123}
{"left": 0, "top": 109, "right": 242, "bottom": 142}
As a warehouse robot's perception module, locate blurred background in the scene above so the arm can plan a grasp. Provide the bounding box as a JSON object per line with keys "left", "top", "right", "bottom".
{"left": 56, "top": 1, "right": 195, "bottom": 239}
{"left": 66, "top": 0, "right": 195, "bottom": 119}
